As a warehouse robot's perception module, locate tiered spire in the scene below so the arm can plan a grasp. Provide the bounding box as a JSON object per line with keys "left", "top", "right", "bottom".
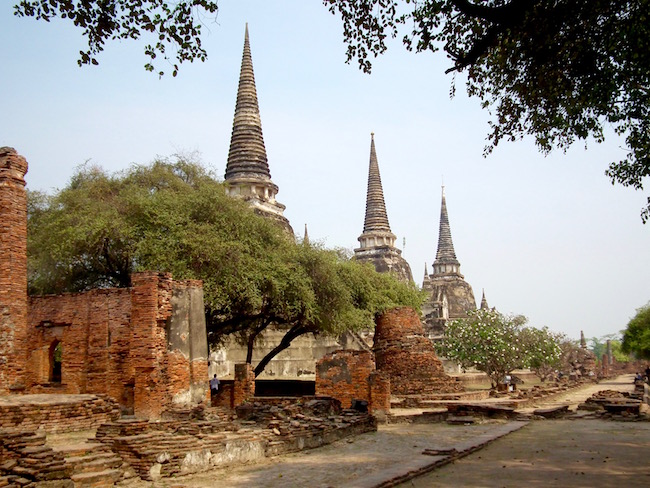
{"left": 303, "top": 223, "right": 310, "bottom": 245}
{"left": 225, "top": 24, "right": 271, "bottom": 181}
{"left": 362, "top": 133, "right": 392, "bottom": 234}
{"left": 432, "top": 187, "right": 461, "bottom": 276}
{"left": 480, "top": 289, "right": 489, "bottom": 310}
{"left": 223, "top": 25, "right": 291, "bottom": 233}
{"left": 357, "top": 133, "right": 396, "bottom": 250}
{"left": 354, "top": 134, "right": 412, "bottom": 283}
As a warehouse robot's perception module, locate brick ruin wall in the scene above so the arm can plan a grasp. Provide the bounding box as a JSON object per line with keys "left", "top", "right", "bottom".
{"left": 0, "top": 394, "right": 120, "bottom": 433}
{"left": 315, "top": 350, "right": 390, "bottom": 415}
{"left": 0, "top": 149, "right": 211, "bottom": 420}
{"left": 27, "top": 288, "right": 133, "bottom": 403}
{"left": 23, "top": 273, "right": 208, "bottom": 419}
{"left": 374, "top": 307, "right": 464, "bottom": 395}
{"left": 0, "top": 148, "right": 29, "bottom": 393}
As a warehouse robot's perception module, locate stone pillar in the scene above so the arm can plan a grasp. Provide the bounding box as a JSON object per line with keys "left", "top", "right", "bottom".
{"left": 187, "top": 282, "right": 209, "bottom": 405}
{"left": 166, "top": 280, "right": 209, "bottom": 407}
{"left": 606, "top": 340, "right": 613, "bottom": 365}
{"left": 131, "top": 272, "right": 173, "bottom": 419}
{"left": 601, "top": 354, "right": 609, "bottom": 376}
{"left": 0, "top": 148, "right": 28, "bottom": 393}
{"left": 233, "top": 363, "right": 255, "bottom": 408}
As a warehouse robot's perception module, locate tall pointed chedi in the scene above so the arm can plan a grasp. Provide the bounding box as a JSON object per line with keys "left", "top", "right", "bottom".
{"left": 422, "top": 187, "right": 476, "bottom": 339}
{"left": 480, "top": 289, "right": 490, "bottom": 310}
{"left": 432, "top": 187, "right": 461, "bottom": 276}
{"left": 224, "top": 24, "right": 293, "bottom": 234}
{"left": 354, "top": 133, "right": 413, "bottom": 283}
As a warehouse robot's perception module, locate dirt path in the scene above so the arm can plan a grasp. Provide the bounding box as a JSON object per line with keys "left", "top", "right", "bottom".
{"left": 399, "top": 374, "right": 649, "bottom": 488}
{"left": 517, "top": 374, "right": 636, "bottom": 412}
{"left": 399, "top": 419, "right": 650, "bottom": 488}
{"left": 126, "top": 375, "right": 644, "bottom": 487}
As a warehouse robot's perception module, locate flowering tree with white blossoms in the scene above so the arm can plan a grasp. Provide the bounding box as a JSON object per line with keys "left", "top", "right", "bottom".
{"left": 442, "top": 309, "right": 529, "bottom": 388}
{"left": 522, "top": 327, "right": 563, "bottom": 382}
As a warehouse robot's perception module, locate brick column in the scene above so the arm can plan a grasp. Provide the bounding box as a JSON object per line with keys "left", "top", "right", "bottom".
{"left": 233, "top": 363, "right": 255, "bottom": 408}
{"left": 368, "top": 371, "right": 391, "bottom": 416}
{"left": 130, "top": 272, "right": 172, "bottom": 419}
{"left": 0, "top": 147, "right": 28, "bottom": 393}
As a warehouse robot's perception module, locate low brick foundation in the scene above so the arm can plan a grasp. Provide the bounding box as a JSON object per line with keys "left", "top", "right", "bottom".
{"left": 95, "top": 400, "right": 376, "bottom": 481}
{"left": 0, "top": 394, "right": 120, "bottom": 433}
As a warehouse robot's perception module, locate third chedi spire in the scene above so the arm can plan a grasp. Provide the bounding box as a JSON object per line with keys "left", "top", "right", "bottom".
{"left": 432, "top": 186, "right": 461, "bottom": 276}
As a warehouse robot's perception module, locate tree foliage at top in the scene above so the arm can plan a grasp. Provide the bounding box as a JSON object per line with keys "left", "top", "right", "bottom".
{"left": 326, "top": 0, "right": 650, "bottom": 222}
{"left": 13, "top": 0, "right": 219, "bottom": 77}
{"left": 27, "top": 157, "right": 424, "bottom": 376}
{"left": 622, "top": 302, "right": 650, "bottom": 360}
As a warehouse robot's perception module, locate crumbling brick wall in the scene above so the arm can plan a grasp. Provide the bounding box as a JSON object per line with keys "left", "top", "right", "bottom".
{"left": 24, "top": 273, "right": 208, "bottom": 419}
{"left": 27, "top": 288, "right": 133, "bottom": 403}
{"left": 374, "top": 307, "right": 463, "bottom": 394}
{"left": 0, "top": 148, "right": 29, "bottom": 393}
{"left": 316, "top": 350, "right": 374, "bottom": 409}
{"left": 315, "top": 350, "right": 390, "bottom": 415}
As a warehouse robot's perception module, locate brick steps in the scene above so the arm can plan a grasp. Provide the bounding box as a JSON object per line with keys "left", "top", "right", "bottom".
{"left": 71, "top": 468, "right": 123, "bottom": 487}
{"left": 53, "top": 440, "right": 126, "bottom": 487}
{"left": 66, "top": 452, "right": 124, "bottom": 473}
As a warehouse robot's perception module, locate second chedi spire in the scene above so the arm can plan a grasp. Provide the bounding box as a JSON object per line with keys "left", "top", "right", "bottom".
{"left": 354, "top": 133, "right": 413, "bottom": 283}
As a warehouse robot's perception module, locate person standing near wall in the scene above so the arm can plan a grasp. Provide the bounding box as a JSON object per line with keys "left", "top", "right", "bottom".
{"left": 210, "top": 374, "right": 220, "bottom": 395}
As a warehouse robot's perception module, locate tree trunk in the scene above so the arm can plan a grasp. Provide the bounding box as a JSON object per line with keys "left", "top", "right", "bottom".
{"left": 253, "top": 325, "right": 308, "bottom": 377}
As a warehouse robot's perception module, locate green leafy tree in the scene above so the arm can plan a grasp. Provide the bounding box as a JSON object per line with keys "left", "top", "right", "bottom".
{"left": 441, "top": 309, "right": 529, "bottom": 388}
{"left": 522, "top": 327, "right": 562, "bottom": 382}
{"left": 622, "top": 303, "right": 650, "bottom": 360}
{"left": 13, "top": 0, "right": 219, "bottom": 77}
{"left": 326, "top": 0, "right": 650, "bottom": 221}
{"left": 27, "top": 157, "right": 424, "bottom": 376}
{"left": 588, "top": 333, "right": 631, "bottom": 363}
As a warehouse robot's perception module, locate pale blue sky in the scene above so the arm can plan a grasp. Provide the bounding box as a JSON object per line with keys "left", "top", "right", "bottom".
{"left": 1, "top": 1, "right": 648, "bottom": 341}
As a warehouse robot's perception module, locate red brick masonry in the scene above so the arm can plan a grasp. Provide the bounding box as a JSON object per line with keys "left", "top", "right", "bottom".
{"left": 374, "top": 307, "right": 463, "bottom": 395}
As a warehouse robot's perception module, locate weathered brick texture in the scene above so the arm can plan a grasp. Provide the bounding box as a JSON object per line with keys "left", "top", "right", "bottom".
{"left": 0, "top": 394, "right": 120, "bottom": 433}
{"left": 27, "top": 288, "right": 133, "bottom": 400}
{"left": 315, "top": 350, "right": 374, "bottom": 409}
{"left": 233, "top": 363, "right": 256, "bottom": 407}
{"left": 20, "top": 272, "right": 208, "bottom": 419}
{"left": 374, "top": 307, "right": 463, "bottom": 394}
{"left": 0, "top": 148, "right": 28, "bottom": 393}
{"left": 315, "top": 350, "right": 390, "bottom": 416}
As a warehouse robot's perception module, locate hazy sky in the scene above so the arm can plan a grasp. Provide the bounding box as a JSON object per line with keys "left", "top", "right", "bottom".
{"left": 2, "top": 1, "right": 648, "bottom": 341}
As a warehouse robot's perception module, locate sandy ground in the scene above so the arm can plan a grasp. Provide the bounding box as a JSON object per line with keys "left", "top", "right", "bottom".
{"left": 128, "top": 374, "right": 646, "bottom": 488}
